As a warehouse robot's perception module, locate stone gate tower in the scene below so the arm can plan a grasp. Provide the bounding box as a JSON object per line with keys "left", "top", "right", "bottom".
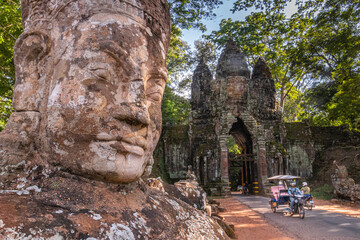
{"left": 190, "top": 39, "right": 282, "bottom": 194}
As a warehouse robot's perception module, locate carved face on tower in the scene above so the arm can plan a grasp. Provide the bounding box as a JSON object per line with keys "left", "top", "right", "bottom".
{"left": 8, "top": 0, "right": 170, "bottom": 183}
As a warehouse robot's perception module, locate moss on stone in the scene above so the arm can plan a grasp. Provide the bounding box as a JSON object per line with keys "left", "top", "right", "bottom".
{"left": 266, "top": 141, "right": 287, "bottom": 156}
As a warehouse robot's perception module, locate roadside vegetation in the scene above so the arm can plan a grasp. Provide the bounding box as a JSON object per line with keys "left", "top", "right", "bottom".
{"left": 311, "top": 184, "right": 334, "bottom": 200}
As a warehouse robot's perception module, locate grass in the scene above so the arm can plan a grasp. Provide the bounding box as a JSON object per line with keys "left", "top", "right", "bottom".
{"left": 311, "top": 184, "right": 334, "bottom": 200}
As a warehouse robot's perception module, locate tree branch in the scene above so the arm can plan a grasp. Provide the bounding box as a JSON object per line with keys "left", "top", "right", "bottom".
{"left": 0, "top": 23, "right": 17, "bottom": 41}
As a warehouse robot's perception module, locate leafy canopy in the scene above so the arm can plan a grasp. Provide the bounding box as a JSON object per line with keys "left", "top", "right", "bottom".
{"left": 206, "top": 10, "right": 311, "bottom": 121}
{"left": 206, "top": 0, "right": 360, "bottom": 129}
{"left": 164, "top": 0, "right": 223, "bottom": 125}
{"left": 0, "top": 0, "right": 22, "bottom": 130}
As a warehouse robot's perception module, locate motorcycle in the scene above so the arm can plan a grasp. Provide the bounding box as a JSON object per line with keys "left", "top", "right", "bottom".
{"left": 289, "top": 194, "right": 305, "bottom": 219}
{"left": 304, "top": 195, "right": 315, "bottom": 210}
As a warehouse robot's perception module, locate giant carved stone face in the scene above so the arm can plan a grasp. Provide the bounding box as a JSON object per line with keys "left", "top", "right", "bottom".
{"left": 43, "top": 13, "right": 167, "bottom": 183}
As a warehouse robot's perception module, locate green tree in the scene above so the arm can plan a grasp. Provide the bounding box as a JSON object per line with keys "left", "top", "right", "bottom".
{"left": 167, "top": 0, "right": 223, "bottom": 76}
{"left": 167, "top": 25, "right": 192, "bottom": 76}
{"left": 161, "top": 85, "right": 191, "bottom": 125}
{"left": 0, "top": 0, "right": 22, "bottom": 130}
{"left": 168, "top": 0, "right": 223, "bottom": 31}
{"left": 296, "top": 0, "right": 360, "bottom": 129}
{"left": 168, "top": 39, "right": 218, "bottom": 100}
{"left": 227, "top": 135, "right": 242, "bottom": 154}
{"left": 298, "top": 81, "right": 338, "bottom": 126}
{"left": 207, "top": 0, "right": 360, "bottom": 128}
{"left": 164, "top": 1, "right": 224, "bottom": 125}
{"left": 193, "top": 39, "right": 218, "bottom": 72}
{"left": 206, "top": 11, "right": 310, "bottom": 121}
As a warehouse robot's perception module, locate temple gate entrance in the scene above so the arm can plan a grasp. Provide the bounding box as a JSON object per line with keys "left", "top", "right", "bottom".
{"left": 228, "top": 118, "right": 258, "bottom": 193}
{"left": 188, "top": 40, "right": 280, "bottom": 195}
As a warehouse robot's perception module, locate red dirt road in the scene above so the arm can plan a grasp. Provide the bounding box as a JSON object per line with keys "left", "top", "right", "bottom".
{"left": 315, "top": 199, "right": 360, "bottom": 218}
{"left": 215, "top": 197, "right": 293, "bottom": 240}
{"left": 215, "top": 196, "right": 360, "bottom": 240}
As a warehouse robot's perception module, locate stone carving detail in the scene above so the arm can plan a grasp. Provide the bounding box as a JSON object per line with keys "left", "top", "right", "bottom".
{"left": 191, "top": 58, "right": 212, "bottom": 115}
{"left": 331, "top": 161, "right": 360, "bottom": 201}
{"left": 186, "top": 165, "right": 198, "bottom": 182}
{"left": 0, "top": 0, "right": 229, "bottom": 238}
{"left": 3, "top": 0, "right": 170, "bottom": 184}
{"left": 216, "top": 38, "right": 250, "bottom": 78}
{"left": 249, "top": 57, "right": 277, "bottom": 119}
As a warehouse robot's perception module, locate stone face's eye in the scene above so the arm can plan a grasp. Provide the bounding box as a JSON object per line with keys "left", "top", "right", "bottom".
{"left": 91, "top": 68, "right": 109, "bottom": 82}
{"left": 146, "top": 90, "right": 162, "bottom": 102}
{"left": 146, "top": 78, "right": 165, "bottom": 102}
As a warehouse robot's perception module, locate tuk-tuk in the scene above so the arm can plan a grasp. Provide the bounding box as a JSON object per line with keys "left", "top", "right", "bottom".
{"left": 267, "top": 175, "right": 301, "bottom": 213}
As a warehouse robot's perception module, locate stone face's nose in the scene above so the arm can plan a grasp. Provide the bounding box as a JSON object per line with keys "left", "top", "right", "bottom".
{"left": 113, "top": 103, "right": 150, "bottom": 126}
{"left": 113, "top": 79, "right": 150, "bottom": 126}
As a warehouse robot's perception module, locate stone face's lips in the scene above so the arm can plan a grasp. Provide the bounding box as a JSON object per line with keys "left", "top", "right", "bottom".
{"left": 96, "top": 131, "right": 147, "bottom": 156}
{"left": 111, "top": 141, "right": 145, "bottom": 156}
{"left": 121, "top": 135, "right": 147, "bottom": 150}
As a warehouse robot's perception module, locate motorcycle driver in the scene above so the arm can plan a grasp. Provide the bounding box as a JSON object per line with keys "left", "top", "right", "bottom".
{"left": 301, "top": 182, "right": 311, "bottom": 198}
{"left": 288, "top": 181, "right": 301, "bottom": 215}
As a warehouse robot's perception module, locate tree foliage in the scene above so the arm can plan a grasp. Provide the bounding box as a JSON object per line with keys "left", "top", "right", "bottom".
{"left": 0, "top": 0, "right": 22, "bottom": 130}
{"left": 227, "top": 135, "right": 242, "bottom": 154}
{"left": 193, "top": 39, "right": 218, "bottom": 72}
{"left": 207, "top": 0, "right": 360, "bottom": 129}
{"left": 167, "top": 39, "right": 218, "bottom": 101}
{"left": 168, "top": 0, "right": 223, "bottom": 31}
{"left": 161, "top": 85, "right": 191, "bottom": 125}
{"left": 167, "top": 0, "right": 223, "bottom": 76}
{"left": 206, "top": 11, "right": 310, "bottom": 121}
{"left": 167, "top": 24, "right": 193, "bottom": 76}
{"left": 164, "top": 0, "right": 223, "bottom": 125}
{"left": 296, "top": 0, "right": 360, "bottom": 129}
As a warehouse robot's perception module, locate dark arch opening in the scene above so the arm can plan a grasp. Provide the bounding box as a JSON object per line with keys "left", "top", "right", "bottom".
{"left": 228, "top": 118, "right": 258, "bottom": 192}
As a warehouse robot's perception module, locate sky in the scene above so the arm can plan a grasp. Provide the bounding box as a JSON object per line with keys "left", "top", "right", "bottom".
{"left": 182, "top": 0, "right": 298, "bottom": 49}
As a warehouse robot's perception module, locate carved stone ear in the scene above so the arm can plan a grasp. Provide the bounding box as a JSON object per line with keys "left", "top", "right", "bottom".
{"left": 142, "top": 155, "right": 155, "bottom": 178}
{"left": 13, "top": 31, "right": 51, "bottom": 111}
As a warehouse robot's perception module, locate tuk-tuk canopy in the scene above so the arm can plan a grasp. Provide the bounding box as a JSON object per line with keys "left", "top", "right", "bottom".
{"left": 267, "top": 175, "right": 301, "bottom": 180}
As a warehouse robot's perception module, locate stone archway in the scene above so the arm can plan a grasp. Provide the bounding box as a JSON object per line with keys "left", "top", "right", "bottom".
{"left": 228, "top": 118, "right": 258, "bottom": 192}
{"left": 188, "top": 40, "right": 280, "bottom": 195}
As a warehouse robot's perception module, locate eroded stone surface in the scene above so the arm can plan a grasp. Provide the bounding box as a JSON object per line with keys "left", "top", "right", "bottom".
{"left": 332, "top": 161, "right": 360, "bottom": 202}
{"left": 0, "top": 174, "right": 227, "bottom": 239}
{"left": 3, "top": 0, "right": 171, "bottom": 184}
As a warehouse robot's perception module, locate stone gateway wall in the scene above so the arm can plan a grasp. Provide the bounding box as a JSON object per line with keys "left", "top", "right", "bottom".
{"left": 283, "top": 123, "right": 360, "bottom": 181}
{"left": 157, "top": 106, "right": 360, "bottom": 197}
{"left": 155, "top": 40, "right": 283, "bottom": 195}
{"left": 153, "top": 124, "right": 190, "bottom": 181}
